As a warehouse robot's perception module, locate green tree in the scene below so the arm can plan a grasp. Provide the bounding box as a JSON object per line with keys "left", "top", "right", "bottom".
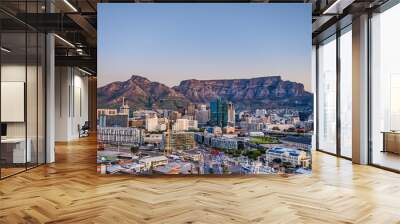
{"left": 272, "top": 126, "right": 280, "bottom": 131}
{"left": 130, "top": 145, "right": 139, "bottom": 154}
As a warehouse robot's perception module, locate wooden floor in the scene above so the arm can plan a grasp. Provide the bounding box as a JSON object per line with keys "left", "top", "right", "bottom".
{"left": 1, "top": 136, "right": 400, "bottom": 224}
{"left": 0, "top": 167, "right": 26, "bottom": 178}
{"left": 372, "top": 151, "right": 400, "bottom": 171}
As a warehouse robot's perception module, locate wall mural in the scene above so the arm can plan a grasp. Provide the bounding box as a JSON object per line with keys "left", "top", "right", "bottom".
{"left": 97, "top": 3, "right": 313, "bottom": 175}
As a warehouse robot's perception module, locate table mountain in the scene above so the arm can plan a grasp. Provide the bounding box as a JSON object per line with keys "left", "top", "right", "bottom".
{"left": 97, "top": 75, "right": 313, "bottom": 111}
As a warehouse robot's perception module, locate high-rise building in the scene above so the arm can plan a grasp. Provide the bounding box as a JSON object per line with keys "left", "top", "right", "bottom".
{"left": 210, "top": 97, "right": 234, "bottom": 127}
{"left": 145, "top": 116, "right": 159, "bottom": 132}
{"left": 161, "top": 132, "right": 196, "bottom": 151}
{"left": 210, "top": 97, "right": 221, "bottom": 126}
{"left": 172, "top": 118, "right": 198, "bottom": 131}
{"left": 227, "top": 102, "right": 235, "bottom": 127}
{"left": 195, "top": 104, "right": 210, "bottom": 125}
{"left": 173, "top": 119, "right": 189, "bottom": 131}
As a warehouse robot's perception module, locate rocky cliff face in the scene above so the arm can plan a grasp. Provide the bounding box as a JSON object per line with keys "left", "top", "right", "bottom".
{"left": 98, "top": 75, "right": 313, "bottom": 110}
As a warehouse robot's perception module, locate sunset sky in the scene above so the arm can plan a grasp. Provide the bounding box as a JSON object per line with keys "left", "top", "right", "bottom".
{"left": 98, "top": 3, "right": 312, "bottom": 90}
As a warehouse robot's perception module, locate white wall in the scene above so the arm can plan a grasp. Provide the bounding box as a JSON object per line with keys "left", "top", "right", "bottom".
{"left": 1, "top": 64, "right": 26, "bottom": 138}
{"left": 55, "top": 67, "right": 89, "bottom": 141}
{"left": 1, "top": 63, "right": 46, "bottom": 164}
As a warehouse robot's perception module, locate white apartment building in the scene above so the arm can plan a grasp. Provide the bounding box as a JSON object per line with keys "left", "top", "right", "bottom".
{"left": 146, "top": 116, "right": 159, "bottom": 132}
{"left": 173, "top": 119, "right": 189, "bottom": 131}
{"left": 139, "top": 156, "right": 169, "bottom": 169}
{"left": 266, "top": 147, "right": 309, "bottom": 168}
{"left": 173, "top": 119, "right": 198, "bottom": 131}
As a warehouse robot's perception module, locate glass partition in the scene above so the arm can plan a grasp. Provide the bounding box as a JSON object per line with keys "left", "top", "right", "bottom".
{"left": 1, "top": 31, "right": 28, "bottom": 177}
{"left": 27, "top": 31, "right": 38, "bottom": 169}
{"left": 339, "top": 27, "right": 352, "bottom": 158}
{"left": 317, "top": 35, "right": 337, "bottom": 154}
{"left": 0, "top": 2, "right": 46, "bottom": 179}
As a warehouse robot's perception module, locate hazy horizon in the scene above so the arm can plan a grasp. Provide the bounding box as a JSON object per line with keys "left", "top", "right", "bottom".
{"left": 98, "top": 4, "right": 312, "bottom": 90}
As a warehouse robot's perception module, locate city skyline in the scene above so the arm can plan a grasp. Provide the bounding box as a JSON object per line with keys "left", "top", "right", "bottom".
{"left": 97, "top": 95, "right": 313, "bottom": 175}
{"left": 98, "top": 3, "right": 312, "bottom": 90}
{"left": 97, "top": 3, "right": 312, "bottom": 176}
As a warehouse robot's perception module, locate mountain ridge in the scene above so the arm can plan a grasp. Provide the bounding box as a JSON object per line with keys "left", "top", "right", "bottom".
{"left": 97, "top": 75, "right": 313, "bottom": 111}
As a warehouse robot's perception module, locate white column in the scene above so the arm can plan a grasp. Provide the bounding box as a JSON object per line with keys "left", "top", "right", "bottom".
{"left": 55, "top": 67, "right": 72, "bottom": 141}
{"left": 46, "top": 33, "right": 55, "bottom": 163}
{"left": 352, "top": 14, "right": 369, "bottom": 164}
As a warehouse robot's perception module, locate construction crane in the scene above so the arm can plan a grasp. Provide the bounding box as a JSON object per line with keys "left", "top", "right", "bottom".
{"left": 164, "top": 120, "right": 173, "bottom": 155}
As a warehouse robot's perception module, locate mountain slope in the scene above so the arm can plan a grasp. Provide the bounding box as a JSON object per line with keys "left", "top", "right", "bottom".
{"left": 97, "top": 75, "right": 189, "bottom": 110}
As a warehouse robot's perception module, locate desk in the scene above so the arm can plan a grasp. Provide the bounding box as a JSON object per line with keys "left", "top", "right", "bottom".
{"left": 382, "top": 131, "right": 400, "bottom": 154}
{"left": 1, "top": 138, "right": 31, "bottom": 163}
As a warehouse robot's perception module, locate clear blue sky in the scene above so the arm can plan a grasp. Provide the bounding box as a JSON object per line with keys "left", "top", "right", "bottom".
{"left": 98, "top": 3, "right": 312, "bottom": 90}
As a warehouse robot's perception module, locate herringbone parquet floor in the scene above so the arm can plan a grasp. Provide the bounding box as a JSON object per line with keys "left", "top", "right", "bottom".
{"left": 1, "top": 136, "right": 400, "bottom": 224}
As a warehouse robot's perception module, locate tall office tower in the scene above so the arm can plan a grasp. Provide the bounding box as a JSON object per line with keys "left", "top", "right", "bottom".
{"left": 210, "top": 97, "right": 222, "bottom": 127}
{"left": 210, "top": 97, "right": 233, "bottom": 127}
{"left": 186, "top": 103, "right": 196, "bottom": 116}
{"left": 119, "top": 97, "right": 130, "bottom": 116}
{"left": 227, "top": 102, "right": 235, "bottom": 127}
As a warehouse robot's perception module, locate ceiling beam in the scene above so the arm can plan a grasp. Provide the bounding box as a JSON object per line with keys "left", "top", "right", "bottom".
{"left": 55, "top": 55, "right": 97, "bottom": 73}
{"left": 67, "top": 13, "right": 97, "bottom": 46}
